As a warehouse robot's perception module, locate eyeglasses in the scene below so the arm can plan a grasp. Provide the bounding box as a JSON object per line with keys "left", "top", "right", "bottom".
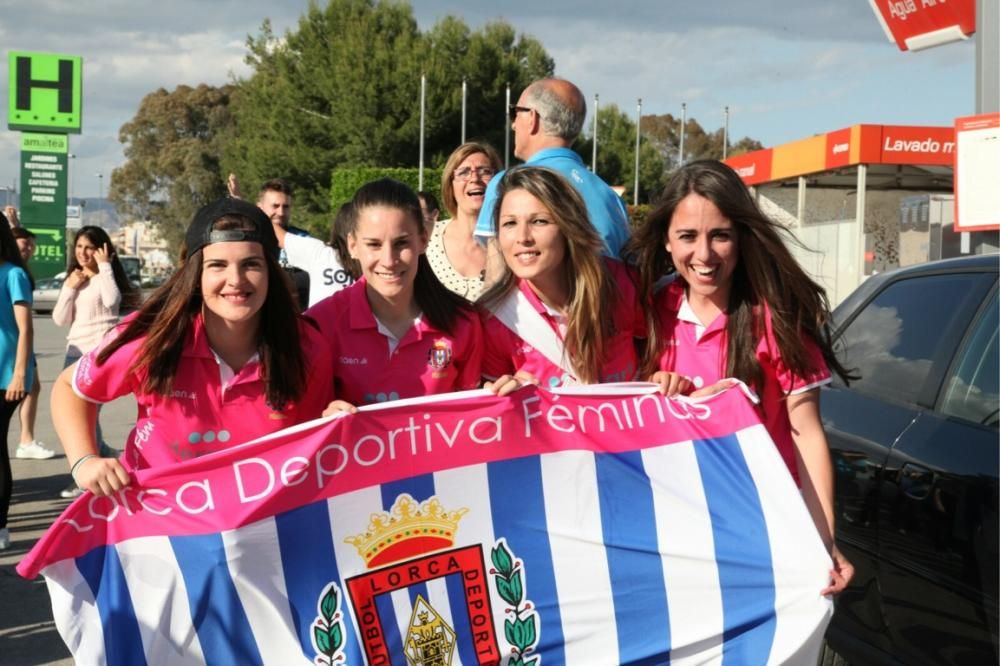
{"left": 508, "top": 104, "right": 534, "bottom": 121}
{"left": 454, "top": 166, "right": 496, "bottom": 182}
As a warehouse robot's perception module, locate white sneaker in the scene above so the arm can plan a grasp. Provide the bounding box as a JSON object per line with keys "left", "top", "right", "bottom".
{"left": 60, "top": 483, "right": 84, "bottom": 499}
{"left": 15, "top": 441, "right": 57, "bottom": 460}
{"left": 0, "top": 528, "right": 10, "bottom": 550}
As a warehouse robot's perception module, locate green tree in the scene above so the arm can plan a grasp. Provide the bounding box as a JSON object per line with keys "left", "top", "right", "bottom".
{"left": 575, "top": 104, "right": 666, "bottom": 204}
{"left": 109, "top": 84, "right": 233, "bottom": 255}
{"left": 642, "top": 113, "right": 764, "bottom": 167}
{"left": 222, "top": 0, "right": 553, "bottom": 234}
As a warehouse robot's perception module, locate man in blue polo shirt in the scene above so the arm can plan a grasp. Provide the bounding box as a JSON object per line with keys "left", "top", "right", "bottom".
{"left": 475, "top": 78, "right": 630, "bottom": 263}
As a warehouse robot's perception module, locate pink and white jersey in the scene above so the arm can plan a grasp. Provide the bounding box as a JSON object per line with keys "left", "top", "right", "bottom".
{"left": 654, "top": 280, "right": 831, "bottom": 482}
{"left": 483, "top": 259, "right": 644, "bottom": 389}
{"left": 73, "top": 314, "right": 334, "bottom": 470}
{"left": 306, "top": 279, "right": 484, "bottom": 405}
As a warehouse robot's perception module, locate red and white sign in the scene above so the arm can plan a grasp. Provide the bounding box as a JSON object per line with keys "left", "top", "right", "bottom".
{"left": 954, "top": 114, "right": 1000, "bottom": 232}
{"left": 868, "top": 0, "right": 976, "bottom": 51}
{"left": 824, "top": 128, "right": 853, "bottom": 170}
{"left": 724, "top": 149, "right": 772, "bottom": 186}
{"left": 879, "top": 125, "right": 955, "bottom": 165}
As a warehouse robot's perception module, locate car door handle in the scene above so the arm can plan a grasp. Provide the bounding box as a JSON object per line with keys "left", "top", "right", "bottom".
{"left": 898, "top": 463, "right": 934, "bottom": 500}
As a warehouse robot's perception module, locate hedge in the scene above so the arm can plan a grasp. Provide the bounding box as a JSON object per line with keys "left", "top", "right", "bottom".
{"left": 330, "top": 167, "right": 445, "bottom": 212}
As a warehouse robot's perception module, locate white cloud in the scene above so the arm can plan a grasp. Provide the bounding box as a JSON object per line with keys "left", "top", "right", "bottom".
{"left": 0, "top": 0, "right": 975, "bottom": 201}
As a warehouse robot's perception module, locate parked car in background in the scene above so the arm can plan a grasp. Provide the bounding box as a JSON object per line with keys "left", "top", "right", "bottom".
{"left": 31, "top": 276, "right": 64, "bottom": 314}
{"left": 820, "top": 255, "right": 998, "bottom": 665}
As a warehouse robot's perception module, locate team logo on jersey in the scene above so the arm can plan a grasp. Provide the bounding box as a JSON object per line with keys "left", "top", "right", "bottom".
{"left": 427, "top": 339, "right": 453, "bottom": 374}
{"left": 343, "top": 494, "right": 504, "bottom": 664}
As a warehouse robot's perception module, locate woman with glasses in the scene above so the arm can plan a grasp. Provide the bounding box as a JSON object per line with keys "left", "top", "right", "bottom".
{"left": 426, "top": 142, "right": 502, "bottom": 300}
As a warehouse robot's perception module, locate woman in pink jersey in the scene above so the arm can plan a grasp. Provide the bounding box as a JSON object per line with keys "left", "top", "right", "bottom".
{"left": 477, "top": 166, "right": 645, "bottom": 392}
{"left": 627, "top": 159, "right": 856, "bottom": 595}
{"left": 307, "top": 178, "right": 483, "bottom": 409}
{"left": 51, "top": 198, "right": 333, "bottom": 496}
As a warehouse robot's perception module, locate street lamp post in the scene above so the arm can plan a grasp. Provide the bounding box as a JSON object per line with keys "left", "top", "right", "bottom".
{"left": 634, "top": 98, "right": 642, "bottom": 205}
{"left": 68, "top": 154, "right": 76, "bottom": 204}
{"left": 591, "top": 94, "right": 599, "bottom": 173}
{"left": 97, "top": 173, "right": 104, "bottom": 202}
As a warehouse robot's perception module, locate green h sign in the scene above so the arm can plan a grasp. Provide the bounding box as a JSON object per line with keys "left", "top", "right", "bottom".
{"left": 8, "top": 51, "right": 83, "bottom": 133}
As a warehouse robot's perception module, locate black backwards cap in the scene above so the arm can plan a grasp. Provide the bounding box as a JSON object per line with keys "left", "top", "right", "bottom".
{"left": 184, "top": 197, "right": 279, "bottom": 258}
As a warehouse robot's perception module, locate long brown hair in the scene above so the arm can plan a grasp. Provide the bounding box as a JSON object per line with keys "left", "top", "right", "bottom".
{"left": 0, "top": 212, "right": 33, "bottom": 289}
{"left": 67, "top": 225, "right": 140, "bottom": 310}
{"left": 625, "top": 159, "right": 854, "bottom": 393}
{"left": 97, "top": 215, "right": 307, "bottom": 410}
{"left": 477, "top": 166, "right": 617, "bottom": 384}
{"left": 347, "top": 178, "right": 475, "bottom": 333}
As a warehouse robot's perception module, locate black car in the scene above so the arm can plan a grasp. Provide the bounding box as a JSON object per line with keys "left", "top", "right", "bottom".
{"left": 820, "top": 255, "right": 998, "bottom": 665}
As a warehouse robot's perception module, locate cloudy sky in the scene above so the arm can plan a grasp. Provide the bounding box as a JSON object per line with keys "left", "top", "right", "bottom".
{"left": 0, "top": 0, "right": 976, "bottom": 201}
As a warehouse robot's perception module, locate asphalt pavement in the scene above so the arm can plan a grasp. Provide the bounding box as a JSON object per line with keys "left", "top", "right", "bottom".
{"left": 1, "top": 315, "right": 138, "bottom": 665}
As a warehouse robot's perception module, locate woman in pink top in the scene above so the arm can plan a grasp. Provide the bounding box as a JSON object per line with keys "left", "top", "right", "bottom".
{"left": 627, "top": 159, "right": 856, "bottom": 595}
{"left": 478, "top": 166, "right": 644, "bottom": 392}
{"left": 307, "top": 178, "right": 483, "bottom": 409}
{"left": 51, "top": 198, "right": 333, "bottom": 496}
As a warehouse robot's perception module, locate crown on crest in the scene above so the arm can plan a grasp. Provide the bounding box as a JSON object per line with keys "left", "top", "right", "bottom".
{"left": 346, "top": 494, "right": 468, "bottom": 569}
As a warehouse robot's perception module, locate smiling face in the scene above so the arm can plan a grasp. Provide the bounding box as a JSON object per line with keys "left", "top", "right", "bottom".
{"left": 451, "top": 152, "right": 495, "bottom": 218}
{"left": 348, "top": 205, "right": 427, "bottom": 303}
{"left": 74, "top": 235, "right": 100, "bottom": 272}
{"left": 258, "top": 190, "right": 291, "bottom": 228}
{"left": 16, "top": 237, "right": 35, "bottom": 263}
{"left": 666, "top": 192, "right": 740, "bottom": 310}
{"left": 200, "top": 241, "right": 268, "bottom": 331}
{"left": 497, "top": 188, "right": 566, "bottom": 292}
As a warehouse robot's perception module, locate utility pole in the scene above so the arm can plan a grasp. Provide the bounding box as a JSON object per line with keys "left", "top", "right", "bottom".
{"left": 418, "top": 74, "right": 426, "bottom": 190}
{"left": 633, "top": 98, "right": 642, "bottom": 205}
{"left": 591, "top": 94, "right": 599, "bottom": 173}
{"left": 679, "top": 103, "right": 687, "bottom": 167}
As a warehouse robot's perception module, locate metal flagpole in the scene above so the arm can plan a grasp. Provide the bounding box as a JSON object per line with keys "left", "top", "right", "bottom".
{"left": 504, "top": 84, "right": 511, "bottom": 169}
{"left": 679, "top": 102, "right": 687, "bottom": 167}
{"left": 592, "top": 94, "right": 599, "bottom": 173}
{"left": 723, "top": 106, "right": 729, "bottom": 159}
{"left": 461, "top": 79, "right": 467, "bottom": 144}
{"left": 419, "top": 74, "right": 426, "bottom": 190}
{"left": 634, "top": 98, "right": 642, "bottom": 205}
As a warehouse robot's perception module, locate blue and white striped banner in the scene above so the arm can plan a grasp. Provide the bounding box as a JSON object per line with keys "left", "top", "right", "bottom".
{"left": 21, "top": 385, "right": 833, "bottom": 664}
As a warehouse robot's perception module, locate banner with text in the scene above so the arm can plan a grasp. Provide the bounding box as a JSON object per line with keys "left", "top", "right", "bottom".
{"left": 20, "top": 385, "right": 833, "bottom": 665}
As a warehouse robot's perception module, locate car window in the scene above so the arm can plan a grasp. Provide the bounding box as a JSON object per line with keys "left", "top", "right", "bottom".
{"left": 939, "top": 293, "right": 999, "bottom": 428}
{"left": 836, "top": 273, "right": 989, "bottom": 405}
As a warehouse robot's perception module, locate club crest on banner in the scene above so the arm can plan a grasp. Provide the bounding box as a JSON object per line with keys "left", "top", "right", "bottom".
{"left": 405, "top": 595, "right": 456, "bottom": 665}
{"left": 343, "top": 493, "right": 527, "bottom": 665}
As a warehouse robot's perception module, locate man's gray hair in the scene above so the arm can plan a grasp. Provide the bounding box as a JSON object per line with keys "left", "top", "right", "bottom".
{"left": 524, "top": 80, "right": 586, "bottom": 141}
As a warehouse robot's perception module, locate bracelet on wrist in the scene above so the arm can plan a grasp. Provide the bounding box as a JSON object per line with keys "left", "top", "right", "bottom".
{"left": 70, "top": 454, "right": 98, "bottom": 486}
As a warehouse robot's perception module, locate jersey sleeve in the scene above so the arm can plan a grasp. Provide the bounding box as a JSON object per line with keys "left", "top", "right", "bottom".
{"left": 71, "top": 328, "right": 141, "bottom": 404}
{"left": 7, "top": 266, "right": 32, "bottom": 304}
{"left": 757, "top": 307, "right": 832, "bottom": 394}
{"left": 297, "top": 321, "right": 336, "bottom": 419}
{"left": 284, "top": 233, "right": 337, "bottom": 273}
{"left": 481, "top": 314, "right": 517, "bottom": 380}
{"left": 608, "top": 259, "right": 646, "bottom": 339}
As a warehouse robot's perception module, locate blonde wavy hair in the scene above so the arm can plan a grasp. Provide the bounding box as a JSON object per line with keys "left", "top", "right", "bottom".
{"left": 477, "top": 166, "right": 617, "bottom": 383}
